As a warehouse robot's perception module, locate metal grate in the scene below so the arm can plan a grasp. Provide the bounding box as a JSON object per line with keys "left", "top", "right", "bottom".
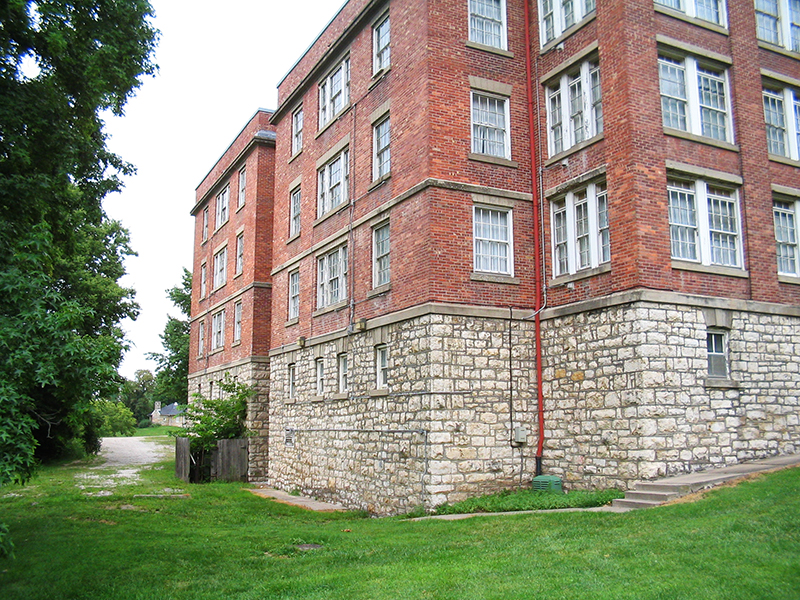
{"left": 531, "top": 475, "right": 563, "bottom": 493}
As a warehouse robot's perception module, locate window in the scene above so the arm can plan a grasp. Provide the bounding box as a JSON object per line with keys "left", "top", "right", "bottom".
{"left": 202, "top": 208, "right": 209, "bottom": 241}
{"left": 289, "top": 187, "right": 301, "bottom": 237}
{"left": 547, "top": 60, "right": 603, "bottom": 156}
{"left": 211, "top": 310, "right": 225, "bottom": 350}
{"left": 668, "top": 179, "right": 742, "bottom": 267}
{"left": 472, "top": 93, "right": 511, "bottom": 158}
{"left": 474, "top": 206, "right": 513, "bottom": 275}
{"left": 337, "top": 353, "right": 349, "bottom": 392}
{"left": 469, "top": 0, "right": 507, "bottom": 50}
{"left": 238, "top": 167, "right": 246, "bottom": 208}
{"left": 213, "top": 247, "right": 227, "bottom": 288}
{"left": 374, "top": 14, "right": 390, "bottom": 72}
{"left": 235, "top": 233, "right": 244, "bottom": 275}
{"left": 540, "top": 0, "right": 596, "bottom": 46}
{"left": 319, "top": 57, "right": 350, "bottom": 128}
{"left": 755, "top": 0, "right": 800, "bottom": 52}
{"left": 774, "top": 198, "right": 799, "bottom": 276}
{"left": 315, "top": 358, "right": 325, "bottom": 395}
{"left": 654, "top": 0, "right": 725, "bottom": 25}
{"left": 288, "top": 363, "right": 296, "bottom": 399}
{"left": 292, "top": 107, "right": 303, "bottom": 155}
{"left": 551, "top": 181, "right": 609, "bottom": 277}
{"left": 198, "top": 321, "right": 205, "bottom": 356}
{"left": 200, "top": 263, "right": 207, "bottom": 298}
{"left": 373, "top": 223, "right": 391, "bottom": 287}
{"left": 288, "top": 270, "right": 300, "bottom": 320}
{"left": 215, "top": 185, "right": 230, "bottom": 229}
{"left": 706, "top": 330, "right": 728, "bottom": 377}
{"left": 659, "top": 54, "right": 731, "bottom": 143}
{"left": 233, "top": 301, "right": 242, "bottom": 343}
{"left": 374, "top": 117, "right": 391, "bottom": 179}
{"left": 318, "top": 148, "right": 349, "bottom": 216}
{"left": 763, "top": 85, "right": 800, "bottom": 160}
{"left": 375, "top": 345, "right": 388, "bottom": 389}
{"left": 317, "top": 245, "right": 348, "bottom": 309}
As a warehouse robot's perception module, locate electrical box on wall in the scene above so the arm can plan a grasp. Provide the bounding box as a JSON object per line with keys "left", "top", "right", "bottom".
{"left": 513, "top": 426, "right": 528, "bottom": 445}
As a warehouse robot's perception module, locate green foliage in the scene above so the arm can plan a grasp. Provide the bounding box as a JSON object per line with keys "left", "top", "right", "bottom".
{"left": 93, "top": 400, "right": 136, "bottom": 438}
{"left": 116, "top": 369, "right": 156, "bottom": 423}
{"left": 181, "top": 376, "right": 253, "bottom": 454}
{"left": 433, "top": 487, "right": 624, "bottom": 515}
{"left": 137, "top": 419, "right": 153, "bottom": 429}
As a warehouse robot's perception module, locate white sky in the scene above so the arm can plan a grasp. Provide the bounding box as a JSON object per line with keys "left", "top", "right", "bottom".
{"left": 104, "top": 0, "right": 342, "bottom": 379}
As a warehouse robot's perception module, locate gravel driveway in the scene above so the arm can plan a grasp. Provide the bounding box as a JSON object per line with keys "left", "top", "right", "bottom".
{"left": 99, "top": 436, "right": 172, "bottom": 466}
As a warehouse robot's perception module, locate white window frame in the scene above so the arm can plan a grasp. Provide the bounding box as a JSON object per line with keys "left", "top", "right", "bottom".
{"left": 550, "top": 180, "right": 609, "bottom": 277}
{"left": 319, "top": 57, "right": 350, "bottom": 128}
{"left": 774, "top": 197, "right": 800, "bottom": 276}
{"left": 763, "top": 84, "right": 800, "bottom": 160}
{"left": 654, "top": 0, "right": 727, "bottom": 26}
{"left": 235, "top": 233, "right": 244, "bottom": 275}
{"left": 317, "top": 148, "right": 350, "bottom": 217}
{"left": 213, "top": 246, "right": 227, "bottom": 289}
{"left": 238, "top": 167, "right": 246, "bottom": 209}
{"left": 315, "top": 357, "right": 325, "bottom": 396}
{"left": 755, "top": 0, "right": 800, "bottom": 53}
{"left": 292, "top": 107, "right": 303, "bottom": 155}
{"left": 233, "top": 300, "right": 242, "bottom": 343}
{"left": 539, "top": 0, "right": 596, "bottom": 46}
{"left": 288, "top": 363, "right": 296, "bottom": 399}
{"left": 200, "top": 263, "right": 207, "bottom": 298}
{"left": 658, "top": 53, "right": 733, "bottom": 143}
{"left": 373, "top": 14, "right": 391, "bottom": 73}
{"left": 211, "top": 310, "right": 225, "bottom": 351}
{"left": 215, "top": 185, "right": 230, "bottom": 229}
{"left": 197, "top": 321, "right": 205, "bottom": 357}
{"left": 317, "top": 245, "right": 348, "bottom": 309}
{"left": 373, "top": 117, "right": 391, "bottom": 179}
{"left": 375, "top": 344, "right": 388, "bottom": 389}
{"left": 202, "top": 208, "right": 209, "bottom": 241}
{"left": 289, "top": 187, "right": 302, "bottom": 237}
{"left": 373, "top": 222, "right": 391, "bottom": 288}
{"left": 469, "top": 0, "right": 508, "bottom": 50}
{"left": 546, "top": 60, "right": 603, "bottom": 157}
{"left": 473, "top": 206, "right": 514, "bottom": 275}
{"left": 706, "top": 329, "right": 728, "bottom": 378}
{"left": 667, "top": 178, "right": 743, "bottom": 268}
{"left": 288, "top": 269, "right": 300, "bottom": 320}
{"left": 471, "top": 92, "right": 511, "bottom": 159}
{"left": 337, "top": 353, "right": 349, "bottom": 393}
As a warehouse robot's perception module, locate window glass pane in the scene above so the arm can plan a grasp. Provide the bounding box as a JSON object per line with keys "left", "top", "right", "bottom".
{"left": 472, "top": 94, "right": 507, "bottom": 157}
{"left": 474, "top": 207, "right": 510, "bottom": 273}
{"left": 695, "top": 0, "right": 721, "bottom": 24}
{"left": 697, "top": 67, "right": 727, "bottom": 141}
{"left": 660, "top": 58, "right": 688, "bottom": 131}
{"left": 756, "top": 0, "right": 780, "bottom": 45}
{"left": 668, "top": 181, "right": 698, "bottom": 261}
{"left": 774, "top": 201, "right": 798, "bottom": 275}
{"left": 706, "top": 187, "right": 738, "bottom": 266}
{"left": 469, "top": 0, "right": 504, "bottom": 48}
{"left": 553, "top": 201, "right": 568, "bottom": 276}
{"left": 763, "top": 89, "right": 788, "bottom": 156}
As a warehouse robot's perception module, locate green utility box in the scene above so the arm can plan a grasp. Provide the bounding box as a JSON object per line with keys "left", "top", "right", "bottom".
{"left": 531, "top": 475, "right": 563, "bottom": 493}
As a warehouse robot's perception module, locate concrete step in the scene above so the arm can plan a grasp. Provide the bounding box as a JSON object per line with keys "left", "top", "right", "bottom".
{"left": 611, "top": 497, "right": 664, "bottom": 510}
{"left": 634, "top": 482, "right": 696, "bottom": 494}
{"left": 623, "top": 490, "right": 680, "bottom": 503}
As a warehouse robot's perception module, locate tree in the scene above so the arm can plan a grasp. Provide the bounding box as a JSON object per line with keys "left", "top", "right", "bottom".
{"left": 149, "top": 268, "right": 191, "bottom": 406}
{"left": 93, "top": 399, "right": 136, "bottom": 437}
{"left": 0, "top": 0, "right": 157, "bottom": 506}
{"left": 117, "top": 369, "right": 157, "bottom": 424}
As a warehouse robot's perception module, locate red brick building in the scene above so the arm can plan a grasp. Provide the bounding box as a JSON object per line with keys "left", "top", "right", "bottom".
{"left": 190, "top": 0, "right": 800, "bottom": 513}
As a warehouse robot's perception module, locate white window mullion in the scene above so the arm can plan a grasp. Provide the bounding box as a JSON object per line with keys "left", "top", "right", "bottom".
{"left": 789, "top": 89, "right": 800, "bottom": 159}
{"left": 695, "top": 182, "right": 712, "bottom": 264}
{"left": 685, "top": 59, "right": 701, "bottom": 136}
{"left": 565, "top": 199, "right": 576, "bottom": 274}
{"left": 587, "top": 183, "right": 600, "bottom": 268}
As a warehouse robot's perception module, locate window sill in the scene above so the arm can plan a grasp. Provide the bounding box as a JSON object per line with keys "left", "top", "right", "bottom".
{"left": 368, "top": 173, "right": 391, "bottom": 192}
{"left": 212, "top": 283, "right": 226, "bottom": 293}
{"left": 209, "top": 347, "right": 224, "bottom": 357}
{"left": 285, "top": 317, "right": 299, "bottom": 327}
{"left": 468, "top": 153, "right": 519, "bottom": 168}
{"left": 233, "top": 271, "right": 243, "bottom": 280}
{"left": 213, "top": 221, "right": 229, "bottom": 235}
{"left": 232, "top": 340, "right": 241, "bottom": 348}
{"left": 286, "top": 232, "right": 300, "bottom": 245}
{"left": 471, "top": 272, "right": 520, "bottom": 285}
{"left": 540, "top": 12, "right": 596, "bottom": 54}
{"left": 671, "top": 260, "right": 749, "bottom": 278}
{"left": 369, "top": 66, "right": 391, "bottom": 90}
{"left": 235, "top": 204, "right": 245, "bottom": 213}
{"left": 550, "top": 262, "right": 611, "bottom": 286}
{"left": 465, "top": 40, "right": 514, "bottom": 58}
{"left": 288, "top": 149, "right": 302, "bottom": 164}
{"left": 778, "top": 274, "right": 800, "bottom": 285}
{"left": 331, "top": 392, "right": 348, "bottom": 400}
{"left": 310, "top": 395, "right": 324, "bottom": 403}
{"left": 757, "top": 40, "right": 800, "bottom": 60}
{"left": 369, "top": 389, "right": 389, "bottom": 397}
{"left": 367, "top": 283, "right": 392, "bottom": 298}
{"left": 312, "top": 299, "right": 348, "bottom": 318}
{"left": 663, "top": 127, "right": 739, "bottom": 151}
{"left": 703, "top": 377, "right": 740, "bottom": 389}
{"left": 653, "top": 5, "right": 728, "bottom": 35}
{"left": 544, "top": 134, "right": 604, "bottom": 166}
{"left": 315, "top": 105, "right": 351, "bottom": 139}
{"left": 767, "top": 153, "right": 800, "bottom": 168}
{"left": 313, "top": 202, "right": 349, "bottom": 228}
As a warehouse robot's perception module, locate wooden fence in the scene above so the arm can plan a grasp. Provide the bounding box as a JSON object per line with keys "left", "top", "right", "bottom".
{"left": 175, "top": 437, "right": 248, "bottom": 483}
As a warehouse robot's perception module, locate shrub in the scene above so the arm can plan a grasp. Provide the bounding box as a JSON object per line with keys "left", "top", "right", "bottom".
{"left": 181, "top": 375, "right": 253, "bottom": 455}
{"left": 137, "top": 419, "right": 152, "bottom": 429}
{"left": 92, "top": 400, "right": 136, "bottom": 438}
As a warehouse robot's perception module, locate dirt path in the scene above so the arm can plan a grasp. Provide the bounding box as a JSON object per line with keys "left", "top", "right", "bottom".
{"left": 98, "top": 436, "right": 172, "bottom": 467}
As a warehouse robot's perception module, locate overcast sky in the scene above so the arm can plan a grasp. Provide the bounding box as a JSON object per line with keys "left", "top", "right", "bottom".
{"left": 103, "top": 0, "right": 342, "bottom": 379}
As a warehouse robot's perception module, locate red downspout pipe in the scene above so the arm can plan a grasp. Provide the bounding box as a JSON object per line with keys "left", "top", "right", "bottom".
{"left": 522, "top": 0, "right": 545, "bottom": 476}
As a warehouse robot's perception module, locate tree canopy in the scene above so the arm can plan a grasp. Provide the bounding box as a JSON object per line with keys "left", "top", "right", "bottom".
{"left": 0, "top": 0, "right": 158, "bottom": 495}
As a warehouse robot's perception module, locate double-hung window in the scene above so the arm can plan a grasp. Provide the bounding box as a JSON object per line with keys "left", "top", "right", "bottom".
{"left": 337, "top": 353, "right": 349, "bottom": 393}
{"left": 317, "top": 245, "right": 348, "bottom": 309}
{"left": 215, "top": 185, "right": 229, "bottom": 229}
{"left": 290, "top": 187, "right": 301, "bottom": 237}
{"left": 319, "top": 57, "right": 350, "bottom": 128}
{"left": 472, "top": 92, "right": 511, "bottom": 158}
{"left": 540, "top": 0, "right": 596, "bottom": 46}
{"left": 659, "top": 54, "right": 732, "bottom": 143}
{"left": 756, "top": 0, "right": 800, "bottom": 52}
{"left": 292, "top": 107, "right": 303, "bottom": 155}
{"left": 373, "top": 223, "right": 391, "bottom": 288}
{"left": 213, "top": 246, "right": 227, "bottom": 288}
{"left": 198, "top": 321, "right": 205, "bottom": 357}
{"left": 288, "top": 269, "right": 300, "bottom": 320}
{"left": 774, "top": 197, "right": 800, "bottom": 276}
{"left": 706, "top": 330, "right": 728, "bottom": 378}
{"left": 474, "top": 206, "right": 513, "bottom": 275}
{"left": 469, "top": 0, "right": 507, "bottom": 50}
{"left": 200, "top": 263, "right": 207, "bottom": 298}
{"left": 551, "top": 181, "right": 609, "bottom": 277}
{"left": 238, "top": 167, "right": 246, "bottom": 208}
{"left": 375, "top": 345, "right": 388, "bottom": 389}
{"left": 288, "top": 363, "right": 296, "bottom": 399}
{"left": 318, "top": 148, "right": 349, "bottom": 217}
{"left": 374, "top": 15, "right": 390, "bottom": 72}
{"left": 233, "top": 301, "right": 242, "bottom": 343}
{"left": 763, "top": 85, "right": 800, "bottom": 160}
{"left": 211, "top": 310, "right": 225, "bottom": 350}
{"left": 202, "top": 208, "right": 209, "bottom": 241}
{"left": 654, "top": 0, "right": 726, "bottom": 26}
{"left": 235, "top": 233, "right": 244, "bottom": 275}
{"left": 547, "top": 60, "right": 602, "bottom": 157}
{"left": 668, "top": 179, "right": 742, "bottom": 268}
{"left": 374, "top": 117, "right": 391, "bottom": 179}
{"left": 315, "top": 358, "right": 325, "bottom": 396}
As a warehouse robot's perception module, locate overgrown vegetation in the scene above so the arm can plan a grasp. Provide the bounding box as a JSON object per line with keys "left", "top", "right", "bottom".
{"left": 182, "top": 376, "right": 253, "bottom": 454}
{"left": 433, "top": 487, "right": 624, "bottom": 515}
{"left": 92, "top": 400, "right": 136, "bottom": 438}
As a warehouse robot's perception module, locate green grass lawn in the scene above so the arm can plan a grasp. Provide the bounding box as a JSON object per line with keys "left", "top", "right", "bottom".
{"left": 1, "top": 450, "right": 799, "bottom": 600}
{"left": 132, "top": 425, "right": 183, "bottom": 437}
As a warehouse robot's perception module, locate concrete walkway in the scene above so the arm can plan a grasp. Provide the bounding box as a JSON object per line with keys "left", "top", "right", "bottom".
{"left": 246, "top": 487, "right": 346, "bottom": 512}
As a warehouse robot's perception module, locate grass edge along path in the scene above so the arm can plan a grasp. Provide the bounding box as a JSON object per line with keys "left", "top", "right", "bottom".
{"left": 1, "top": 458, "right": 798, "bottom": 600}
